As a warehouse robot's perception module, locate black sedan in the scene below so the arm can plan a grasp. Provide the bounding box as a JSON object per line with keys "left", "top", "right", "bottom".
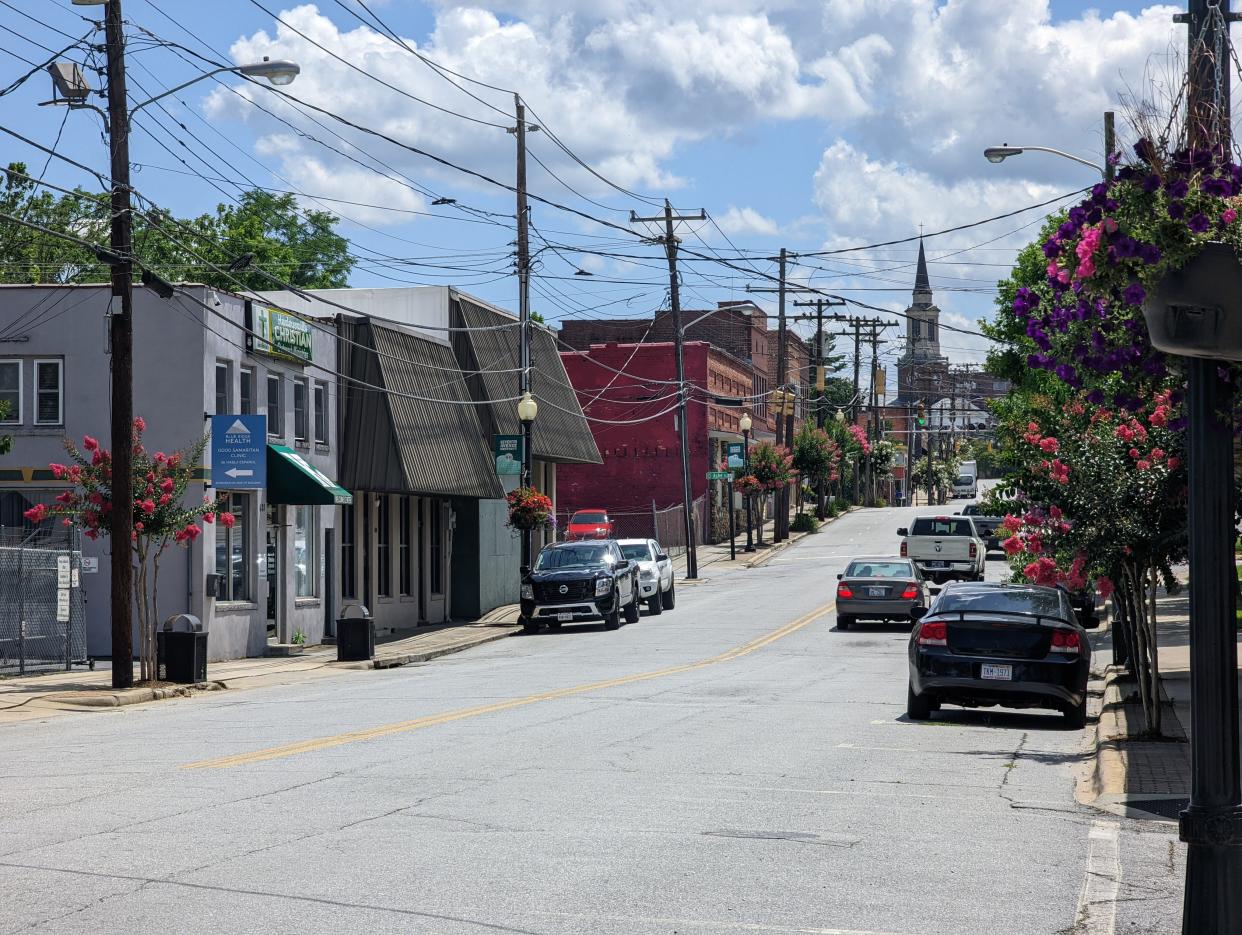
{"left": 835, "top": 557, "right": 930, "bottom": 630}
{"left": 906, "top": 582, "right": 1095, "bottom": 727}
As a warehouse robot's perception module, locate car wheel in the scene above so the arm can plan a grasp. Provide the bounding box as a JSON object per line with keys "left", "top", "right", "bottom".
{"left": 624, "top": 589, "right": 641, "bottom": 624}
{"left": 661, "top": 580, "right": 676, "bottom": 610}
{"left": 837, "top": 614, "right": 853, "bottom": 631}
{"left": 1062, "top": 697, "right": 1087, "bottom": 730}
{"left": 906, "top": 683, "right": 933, "bottom": 720}
{"left": 647, "top": 594, "right": 663, "bottom": 616}
{"left": 603, "top": 605, "right": 621, "bottom": 630}
{"left": 521, "top": 616, "right": 541, "bottom": 635}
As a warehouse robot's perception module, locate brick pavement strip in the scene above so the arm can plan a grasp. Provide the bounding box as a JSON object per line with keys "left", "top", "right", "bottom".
{"left": 0, "top": 606, "right": 521, "bottom": 724}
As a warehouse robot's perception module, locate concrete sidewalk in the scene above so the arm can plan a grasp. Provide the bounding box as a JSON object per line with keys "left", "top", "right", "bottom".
{"left": 1089, "top": 591, "right": 1241, "bottom": 822}
{"left": 0, "top": 604, "right": 520, "bottom": 725}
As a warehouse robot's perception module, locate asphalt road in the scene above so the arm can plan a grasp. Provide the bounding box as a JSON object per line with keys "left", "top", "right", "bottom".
{"left": 0, "top": 502, "right": 1183, "bottom": 935}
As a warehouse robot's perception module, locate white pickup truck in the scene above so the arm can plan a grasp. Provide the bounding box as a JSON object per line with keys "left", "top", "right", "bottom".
{"left": 897, "top": 515, "right": 986, "bottom": 583}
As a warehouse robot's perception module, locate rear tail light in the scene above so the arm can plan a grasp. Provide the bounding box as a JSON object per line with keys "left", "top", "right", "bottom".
{"left": 901, "top": 584, "right": 919, "bottom": 600}
{"left": 1050, "top": 629, "right": 1082, "bottom": 654}
{"left": 900, "top": 540, "right": 908, "bottom": 557}
{"left": 969, "top": 542, "right": 977, "bottom": 558}
{"left": 837, "top": 583, "right": 854, "bottom": 599}
{"left": 916, "top": 620, "right": 947, "bottom": 646}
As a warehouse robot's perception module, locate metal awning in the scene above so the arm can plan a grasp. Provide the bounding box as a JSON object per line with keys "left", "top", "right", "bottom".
{"left": 266, "top": 445, "right": 353, "bottom": 505}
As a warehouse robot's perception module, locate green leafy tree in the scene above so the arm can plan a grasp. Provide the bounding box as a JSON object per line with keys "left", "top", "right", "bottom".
{"left": 0, "top": 164, "right": 354, "bottom": 290}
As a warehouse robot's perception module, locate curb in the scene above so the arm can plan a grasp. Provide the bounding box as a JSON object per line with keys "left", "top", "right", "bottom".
{"left": 47, "top": 681, "right": 226, "bottom": 709}
{"left": 346, "top": 625, "right": 520, "bottom": 671}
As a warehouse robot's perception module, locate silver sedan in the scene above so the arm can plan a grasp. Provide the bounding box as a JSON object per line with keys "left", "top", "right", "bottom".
{"left": 835, "top": 557, "right": 931, "bottom": 630}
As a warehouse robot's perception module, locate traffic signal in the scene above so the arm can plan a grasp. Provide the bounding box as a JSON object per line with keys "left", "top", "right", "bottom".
{"left": 916, "top": 402, "right": 927, "bottom": 427}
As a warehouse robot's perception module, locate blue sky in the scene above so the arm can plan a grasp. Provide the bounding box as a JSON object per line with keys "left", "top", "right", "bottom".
{"left": 0, "top": 1, "right": 1201, "bottom": 372}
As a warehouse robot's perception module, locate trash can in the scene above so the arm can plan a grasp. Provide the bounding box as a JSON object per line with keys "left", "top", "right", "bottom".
{"left": 336, "top": 604, "right": 373, "bottom": 662}
{"left": 156, "top": 614, "right": 208, "bottom": 683}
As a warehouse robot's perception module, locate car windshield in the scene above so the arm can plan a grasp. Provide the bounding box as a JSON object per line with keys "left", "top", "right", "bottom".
{"left": 910, "top": 517, "right": 975, "bottom": 536}
{"left": 572, "top": 512, "right": 607, "bottom": 524}
{"left": 535, "top": 545, "right": 612, "bottom": 570}
{"left": 620, "top": 544, "right": 653, "bottom": 562}
{"left": 845, "top": 561, "right": 913, "bottom": 578}
{"left": 955, "top": 476, "right": 973, "bottom": 486}
{"left": 963, "top": 505, "right": 980, "bottom": 515}
{"left": 937, "top": 587, "right": 1069, "bottom": 621}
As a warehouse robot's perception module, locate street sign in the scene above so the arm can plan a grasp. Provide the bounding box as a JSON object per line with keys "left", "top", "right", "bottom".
{"left": 81, "top": 557, "right": 98, "bottom": 574}
{"left": 56, "top": 588, "right": 70, "bottom": 623}
{"left": 725, "top": 442, "right": 745, "bottom": 469}
{"left": 494, "top": 434, "right": 523, "bottom": 475}
{"left": 706, "top": 470, "right": 730, "bottom": 481}
{"left": 211, "top": 414, "right": 267, "bottom": 489}
{"left": 56, "top": 554, "right": 71, "bottom": 588}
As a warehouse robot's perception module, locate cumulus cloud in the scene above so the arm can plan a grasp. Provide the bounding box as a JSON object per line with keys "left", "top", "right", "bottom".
{"left": 716, "top": 206, "right": 780, "bottom": 237}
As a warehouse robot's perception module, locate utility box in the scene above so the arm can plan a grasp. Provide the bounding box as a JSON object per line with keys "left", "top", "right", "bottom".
{"left": 336, "top": 604, "right": 374, "bottom": 662}
{"left": 156, "top": 614, "right": 208, "bottom": 683}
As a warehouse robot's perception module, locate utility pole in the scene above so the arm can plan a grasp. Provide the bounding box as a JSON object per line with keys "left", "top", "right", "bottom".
{"left": 1176, "top": 2, "right": 1242, "bottom": 930}
{"left": 860, "top": 319, "right": 895, "bottom": 507}
{"left": 632, "top": 202, "right": 706, "bottom": 578}
{"left": 103, "top": 0, "right": 135, "bottom": 689}
{"left": 512, "top": 93, "right": 536, "bottom": 570}
{"left": 795, "top": 299, "right": 846, "bottom": 519}
{"left": 925, "top": 398, "right": 934, "bottom": 506}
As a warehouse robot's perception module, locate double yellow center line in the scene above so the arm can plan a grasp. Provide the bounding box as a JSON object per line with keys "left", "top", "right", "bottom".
{"left": 183, "top": 599, "right": 835, "bottom": 770}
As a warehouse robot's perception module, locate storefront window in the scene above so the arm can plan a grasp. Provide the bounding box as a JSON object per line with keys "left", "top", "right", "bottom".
{"left": 377, "top": 496, "right": 392, "bottom": 597}
{"left": 340, "top": 503, "right": 355, "bottom": 599}
{"left": 293, "top": 506, "right": 317, "bottom": 598}
{"left": 214, "top": 493, "right": 251, "bottom": 602}
{"left": 399, "top": 497, "right": 412, "bottom": 596}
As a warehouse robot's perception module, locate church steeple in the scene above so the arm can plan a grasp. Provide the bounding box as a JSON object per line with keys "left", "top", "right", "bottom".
{"left": 913, "top": 238, "right": 933, "bottom": 307}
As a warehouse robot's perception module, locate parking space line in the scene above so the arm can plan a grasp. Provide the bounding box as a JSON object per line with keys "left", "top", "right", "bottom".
{"left": 1075, "top": 818, "right": 1120, "bottom": 934}
{"left": 183, "top": 599, "right": 835, "bottom": 770}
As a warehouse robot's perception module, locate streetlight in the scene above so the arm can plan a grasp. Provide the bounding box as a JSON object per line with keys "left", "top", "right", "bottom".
{"left": 50, "top": 0, "right": 301, "bottom": 690}
{"left": 740, "top": 412, "right": 754, "bottom": 553}
{"left": 982, "top": 144, "right": 1103, "bottom": 173}
{"left": 517, "top": 391, "right": 538, "bottom": 567}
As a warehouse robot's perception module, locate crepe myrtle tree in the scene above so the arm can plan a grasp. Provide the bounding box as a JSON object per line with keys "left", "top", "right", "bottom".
{"left": 990, "top": 390, "right": 1186, "bottom": 735}
{"left": 24, "top": 417, "right": 230, "bottom": 683}
{"left": 790, "top": 424, "right": 841, "bottom": 515}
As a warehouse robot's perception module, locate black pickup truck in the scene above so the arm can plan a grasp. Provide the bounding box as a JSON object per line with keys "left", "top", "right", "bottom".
{"left": 960, "top": 504, "right": 1003, "bottom": 555}
{"left": 519, "top": 540, "right": 641, "bottom": 633}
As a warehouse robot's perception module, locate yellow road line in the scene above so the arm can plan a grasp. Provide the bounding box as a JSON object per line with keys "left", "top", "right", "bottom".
{"left": 183, "top": 599, "right": 835, "bottom": 770}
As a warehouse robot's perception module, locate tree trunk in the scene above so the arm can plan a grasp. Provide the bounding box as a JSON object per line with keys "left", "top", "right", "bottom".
{"left": 1146, "top": 565, "right": 1162, "bottom": 736}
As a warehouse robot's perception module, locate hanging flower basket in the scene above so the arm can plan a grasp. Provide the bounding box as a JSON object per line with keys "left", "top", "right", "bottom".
{"left": 1142, "top": 240, "right": 1242, "bottom": 359}
{"left": 506, "top": 486, "right": 553, "bottom": 531}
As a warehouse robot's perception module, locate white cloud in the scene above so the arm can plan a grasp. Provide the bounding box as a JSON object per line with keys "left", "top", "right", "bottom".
{"left": 716, "top": 205, "right": 779, "bottom": 237}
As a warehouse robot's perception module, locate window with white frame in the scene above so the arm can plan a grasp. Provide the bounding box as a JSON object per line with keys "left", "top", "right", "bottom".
{"left": 313, "top": 380, "right": 328, "bottom": 446}
{"left": 0, "top": 360, "right": 19, "bottom": 423}
{"left": 293, "top": 505, "right": 318, "bottom": 598}
{"left": 240, "top": 366, "right": 255, "bottom": 415}
{"left": 34, "top": 360, "right": 62, "bottom": 425}
{"left": 293, "top": 376, "right": 309, "bottom": 442}
{"left": 214, "top": 360, "right": 232, "bottom": 414}
{"left": 266, "top": 373, "right": 283, "bottom": 437}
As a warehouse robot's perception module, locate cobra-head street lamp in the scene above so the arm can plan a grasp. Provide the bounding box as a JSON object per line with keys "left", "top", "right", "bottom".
{"left": 983, "top": 143, "right": 1103, "bottom": 174}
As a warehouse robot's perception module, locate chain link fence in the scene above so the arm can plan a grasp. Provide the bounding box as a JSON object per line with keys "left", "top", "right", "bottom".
{"left": 0, "top": 525, "right": 88, "bottom": 676}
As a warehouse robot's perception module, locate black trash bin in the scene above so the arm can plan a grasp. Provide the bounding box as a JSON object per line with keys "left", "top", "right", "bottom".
{"left": 336, "top": 604, "right": 374, "bottom": 662}
{"left": 156, "top": 614, "right": 208, "bottom": 683}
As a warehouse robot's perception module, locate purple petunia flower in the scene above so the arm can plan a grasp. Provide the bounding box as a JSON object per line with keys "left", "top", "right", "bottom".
{"left": 1168, "top": 201, "right": 1186, "bottom": 220}
{"left": 1122, "top": 281, "right": 1146, "bottom": 306}
{"left": 1042, "top": 239, "right": 1061, "bottom": 259}
{"left": 1142, "top": 174, "right": 1161, "bottom": 193}
{"left": 1167, "top": 178, "right": 1190, "bottom": 199}
{"left": 1203, "top": 175, "right": 1234, "bottom": 197}
{"left": 1086, "top": 389, "right": 1105, "bottom": 405}
{"left": 1189, "top": 212, "right": 1211, "bottom": 233}
{"left": 1139, "top": 243, "right": 1162, "bottom": 264}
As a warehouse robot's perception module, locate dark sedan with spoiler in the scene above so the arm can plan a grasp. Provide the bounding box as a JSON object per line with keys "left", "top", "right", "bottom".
{"left": 906, "top": 582, "right": 1096, "bottom": 728}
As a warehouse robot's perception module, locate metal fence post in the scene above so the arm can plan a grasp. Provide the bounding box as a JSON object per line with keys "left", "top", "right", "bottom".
{"left": 651, "top": 500, "right": 658, "bottom": 540}
{"left": 17, "top": 544, "right": 24, "bottom": 676}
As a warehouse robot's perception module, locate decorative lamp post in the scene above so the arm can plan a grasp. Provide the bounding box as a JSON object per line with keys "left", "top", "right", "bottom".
{"left": 517, "top": 391, "right": 538, "bottom": 567}
{"left": 740, "top": 412, "right": 754, "bottom": 553}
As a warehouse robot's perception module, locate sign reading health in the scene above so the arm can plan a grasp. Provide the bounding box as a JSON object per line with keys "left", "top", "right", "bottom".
{"left": 211, "top": 414, "right": 267, "bottom": 489}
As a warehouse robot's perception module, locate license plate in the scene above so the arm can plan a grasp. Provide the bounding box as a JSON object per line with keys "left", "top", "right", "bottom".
{"left": 557, "top": 612, "right": 573, "bottom": 622}
{"left": 867, "top": 587, "right": 886, "bottom": 597}
{"left": 981, "top": 664, "right": 1013, "bottom": 680}
{"left": 924, "top": 560, "right": 948, "bottom": 569}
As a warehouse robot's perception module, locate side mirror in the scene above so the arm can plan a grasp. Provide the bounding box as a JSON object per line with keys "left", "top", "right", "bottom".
{"left": 617, "top": 560, "right": 630, "bottom": 571}
{"left": 911, "top": 606, "right": 928, "bottom": 621}
{"left": 836, "top": 573, "right": 843, "bottom": 580}
{"left": 657, "top": 552, "right": 669, "bottom": 562}
{"left": 897, "top": 527, "right": 908, "bottom": 537}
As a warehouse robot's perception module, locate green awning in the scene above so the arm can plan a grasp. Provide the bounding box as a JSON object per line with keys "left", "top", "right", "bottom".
{"left": 266, "top": 445, "right": 353, "bottom": 505}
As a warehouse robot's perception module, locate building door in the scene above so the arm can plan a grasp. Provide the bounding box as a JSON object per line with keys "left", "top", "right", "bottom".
{"left": 264, "top": 504, "right": 281, "bottom": 642}
{"left": 425, "top": 499, "right": 447, "bottom": 623}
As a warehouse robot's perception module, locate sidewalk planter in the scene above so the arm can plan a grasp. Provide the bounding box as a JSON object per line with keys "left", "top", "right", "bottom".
{"left": 1142, "top": 241, "right": 1242, "bottom": 360}
{"left": 336, "top": 604, "right": 375, "bottom": 662}
{"left": 156, "top": 614, "right": 208, "bottom": 684}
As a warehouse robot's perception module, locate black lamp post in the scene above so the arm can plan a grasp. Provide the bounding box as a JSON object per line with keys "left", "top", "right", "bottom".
{"left": 517, "top": 391, "right": 538, "bottom": 568}
{"left": 740, "top": 412, "right": 754, "bottom": 553}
